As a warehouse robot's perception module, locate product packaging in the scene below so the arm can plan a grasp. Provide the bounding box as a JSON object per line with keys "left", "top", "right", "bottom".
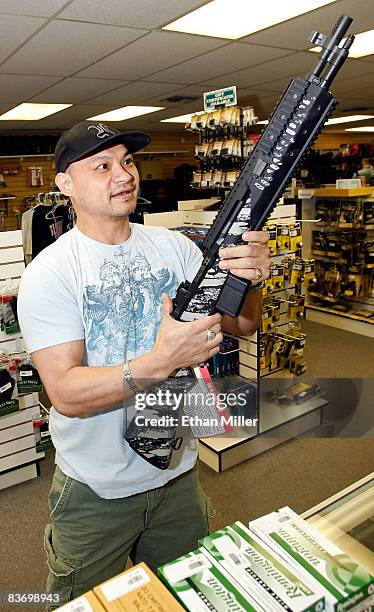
{"left": 200, "top": 521, "right": 325, "bottom": 611}
{"left": 17, "top": 357, "right": 43, "bottom": 395}
{"left": 0, "top": 351, "right": 19, "bottom": 416}
{"left": 249, "top": 506, "right": 374, "bottom": 611}
{"left": 94, "top": 562, "right": 183, "bottom": 611}
{"left": 57, "top": 590, "right": 106, "bottom": 611}
{"left": 158, "top": 548, "right": 264, "bottom": 611}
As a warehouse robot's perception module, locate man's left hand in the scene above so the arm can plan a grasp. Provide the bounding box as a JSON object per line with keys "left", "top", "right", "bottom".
{"left": 218, "top": 231, "right": 271, "bottom": 282}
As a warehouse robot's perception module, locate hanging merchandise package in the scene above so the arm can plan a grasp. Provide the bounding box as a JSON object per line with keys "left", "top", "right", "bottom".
{"left": 17, "top": 358, "right": 43, "bottom": 395}
{"left": 27, "top": 166, "right": 43, "bottom": 187}
{"left": 266, "top": 224, "right": 278, "bottom": 255}
{"left": 0, "top": 279, "right": 20, "bottom": 335}
{"left": 0, "top": 353, "right": 18, "bottom": 417}
{"left": 289, "top": 223, "right": 303, "bottom": 251}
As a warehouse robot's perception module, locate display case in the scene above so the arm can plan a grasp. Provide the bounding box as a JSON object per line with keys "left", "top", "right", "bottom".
{"left": 302, "top": 472, "right": 374, "bottom": 575}
{"left": 300, "top": 187, "right": 374, "bottom": 337}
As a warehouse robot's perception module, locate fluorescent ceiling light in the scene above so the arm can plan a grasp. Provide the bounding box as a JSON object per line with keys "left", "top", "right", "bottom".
{"left": 310, "top": 28, "right": 374, "bottom": 57}
{"left": 345, "top": 126, "right": 374, "bottom": 132}
{"left": 161, "top": 112, "right": 202, "bottom": 123}
{"left": 87, "top": 106, "right": 164, "bottom": 121}
{"left": 163, "top": 0, "right": 336, "bottom": 39}
{"left": 326, "top": 114, "right": 374, "bottom": 125}
{"left": 0, "top": 103, "right": 71, "bottom": 120}
{"left": 257, "top": 120, "right": 269, "bottom": 125}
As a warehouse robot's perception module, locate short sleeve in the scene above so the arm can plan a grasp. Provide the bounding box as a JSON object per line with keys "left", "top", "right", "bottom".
{"left": 17, "top": 260, "right": 85, "bottom": 354}
{"left": 172, "top": 230, "right": 203, "bottom": 281}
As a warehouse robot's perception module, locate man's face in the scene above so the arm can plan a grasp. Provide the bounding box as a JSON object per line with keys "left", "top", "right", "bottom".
{"left": 65, "top": 143, "right": 139, "bottom": 220}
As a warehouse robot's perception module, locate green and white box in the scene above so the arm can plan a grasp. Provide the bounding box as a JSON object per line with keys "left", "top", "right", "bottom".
{"left": 158, "top": 548, "right": 265, "bottom": 611}
{"left": 200, "top": 522, "right": 325, "bottom": 612}
{"left": 249, "top": 506, "right": 374, "bottom": 612}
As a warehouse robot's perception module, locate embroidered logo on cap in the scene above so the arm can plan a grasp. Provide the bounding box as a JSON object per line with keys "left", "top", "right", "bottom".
{"left": 88, "top": 123, "right": 117, "bottom": 139}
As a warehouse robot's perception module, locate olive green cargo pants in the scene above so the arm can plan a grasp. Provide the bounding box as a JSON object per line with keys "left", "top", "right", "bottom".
{"left": 44, "top": 464, "right": 214, "bottom": 609}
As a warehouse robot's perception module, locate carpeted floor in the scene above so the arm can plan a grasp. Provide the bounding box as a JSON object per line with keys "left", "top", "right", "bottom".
{"left": 0, "top": 321, "right": 373, "bottom": 611}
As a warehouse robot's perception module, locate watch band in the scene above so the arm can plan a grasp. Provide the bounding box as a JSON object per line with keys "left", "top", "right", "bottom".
{"left": 123, "top": 360, "right": 139, "bottom": 394}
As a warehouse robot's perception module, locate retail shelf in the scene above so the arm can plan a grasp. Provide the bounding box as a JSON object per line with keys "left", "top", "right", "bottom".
{"left": 0, "top": 154, "right": 54, "bottom": 159}
{"left": 306, "top": 305, "right": 374, "bottom": 338}
{"left": 259, "top": 395, "right": 328, "bottom": 433}
{"left": 301, "top": 187, "right": 374, "bottom": 198}
{"left": 0, "top": 462, "right": 38, "bottom": 491}
{"left": 198, "top": 410, "right": 321, "bottom": 472}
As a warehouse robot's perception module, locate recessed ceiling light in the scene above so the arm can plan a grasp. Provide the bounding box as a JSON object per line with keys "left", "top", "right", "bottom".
{"left": 310, "top": 28, "right": 374, "bottom": 57}
{"left": 0, "top": 103, "right": 72, "bottom": 120}
{"left": 161, "top": 112, "right": 202, "bottom": 123}
{"left": 87, "top": 106, "right": 165, "bottom": 121}
{"left": 163, "top": 0, "right": 336, "bottom": 39}
{"left": 345, "top": 126, "right": 374, "bottom": 132}
{"left": 257, "top": 120, "right": 269, "bottom": 125}
{"left": 326, "top": 114, "right": 374, "bottom": 125}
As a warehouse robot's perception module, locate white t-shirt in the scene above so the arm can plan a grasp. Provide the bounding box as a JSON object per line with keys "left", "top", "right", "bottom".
{"left": 17, "top": 224, "right": 203, "bottom": 498}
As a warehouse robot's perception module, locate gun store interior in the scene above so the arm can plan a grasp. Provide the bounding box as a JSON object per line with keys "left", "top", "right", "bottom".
{"left": 0, "top": 2, "right": 373, "bottom": 611}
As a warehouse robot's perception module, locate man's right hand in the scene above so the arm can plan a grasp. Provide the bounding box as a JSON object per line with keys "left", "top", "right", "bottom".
{"left": 150, "top": 293, "right": 223, "bottom": 376}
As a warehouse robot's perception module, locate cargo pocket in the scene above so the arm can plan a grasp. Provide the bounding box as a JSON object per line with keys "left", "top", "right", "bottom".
{"left": 44, "top": 524, "right": 82, "bottom": 609}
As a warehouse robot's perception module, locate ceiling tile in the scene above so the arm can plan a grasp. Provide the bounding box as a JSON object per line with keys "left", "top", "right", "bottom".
{"left": 86, "top": 81, "right": 186, "bottom": 105}
{"left": 199, "top": 52, "right": 304, "bottom": 88}
{"left": 146, "top": 43, "right": 290, "bottom": 84}
{"left": 0, "top": 20, "right": 148, "bottom": 76}
{"left": 76, "top": 31, "right": 226, "bottom": 80}
{"left": 201, "top": 52, "right": 374, "bottom": 90}
{"left": 0, "top": 74, "right": 62, "bottom": 103}
{"left": 333, "top": 73, "right": 374, "bottom": 94}
{"left": 0, "top": 0, "right": 68, "bottom": 17}
{"left": 29, "top": 77, "right": 130, "bottom": 104}
{"left": 58, "top": 0, "right": 207, "bottom": 29}
{"left": 0, "top": 14, "right": 46, "bottom": 63}
{"left": 240, "top": 0, "right": 374, "bottom": 50}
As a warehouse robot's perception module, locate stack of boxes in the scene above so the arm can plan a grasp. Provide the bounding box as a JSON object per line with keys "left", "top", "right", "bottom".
{"left": 159, "top": 508, "right": 373, "bottom": 612}
{"left": 57, "top": 509, "right": 373, "bottom": 612}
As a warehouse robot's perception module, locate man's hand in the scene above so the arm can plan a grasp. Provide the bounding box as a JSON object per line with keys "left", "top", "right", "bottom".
{"left": 150, "top": 294, "right": 223, "bottom": 375}
{"left": 218, "top": 230, "right": 271, "bottom": 282}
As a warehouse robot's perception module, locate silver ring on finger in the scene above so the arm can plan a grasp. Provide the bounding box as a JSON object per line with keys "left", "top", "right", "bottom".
{"left": 255, "top": 268, "right": 263, "bottom": 281}
{"left": 205, "top": 328, "right": 216, "bottom": 341}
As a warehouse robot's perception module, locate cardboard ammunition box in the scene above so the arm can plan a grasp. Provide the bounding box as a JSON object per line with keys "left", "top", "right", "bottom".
{"left": 250, "top": 506, "right": 374, "bottom": 612}
{"left": 200, "top": 522, "right": 325, "bottom": 612}
{"left": 94, "top": 562, "right": 183, "bottom": 611}
{"left": 158, "top": 547, "right": 265, "bottom": 611}
{"left": 56, "top": 590, "right": 106, "bottom": 611}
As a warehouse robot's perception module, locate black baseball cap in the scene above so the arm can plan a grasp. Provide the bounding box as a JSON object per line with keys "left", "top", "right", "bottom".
{"left": 55, "top": 121, "right": 151, "bottom": 173}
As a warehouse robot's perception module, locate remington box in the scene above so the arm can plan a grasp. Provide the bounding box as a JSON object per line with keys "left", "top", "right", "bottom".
{"left": 158, "top": 548, "right": 265, "bottom": 611}
{"left": 94, "top": 562, "right": 183, "bottom": 611}
{"left": 200, "top": 522, "right": 325, "bottom": 612}
{"left": 56, "top": 590, "right": 106, "bottom": 611}
{"left": 250, "top": 507, "right": 374, "bottom": 612}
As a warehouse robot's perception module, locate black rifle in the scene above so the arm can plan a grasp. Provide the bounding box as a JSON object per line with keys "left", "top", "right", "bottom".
{"left": 172, "top": 15, "right": 354, "bottom": 323}
{"left": 125, "top": 15, "right": 354, "bottom": 469}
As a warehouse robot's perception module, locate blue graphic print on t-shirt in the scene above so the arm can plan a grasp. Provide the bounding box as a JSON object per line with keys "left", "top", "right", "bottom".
{"left": 82, "top": 245, "right": 178, "bottom": 364}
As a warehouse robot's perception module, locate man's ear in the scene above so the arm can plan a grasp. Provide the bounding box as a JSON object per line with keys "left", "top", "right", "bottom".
{"left": 55, "top": 172, "right": 73, "bottom": 196}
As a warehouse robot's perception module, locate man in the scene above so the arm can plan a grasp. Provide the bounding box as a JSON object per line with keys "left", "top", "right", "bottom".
{"left": 354, "top": 157, "right": 374, "bottom": 184}
{"left": 17, "top": 122, "right": 270, "bottom": 607}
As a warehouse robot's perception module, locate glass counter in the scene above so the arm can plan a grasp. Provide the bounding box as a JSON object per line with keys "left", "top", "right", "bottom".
{"left": 302, "top": 472, "right": 374, "bottom": 574}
